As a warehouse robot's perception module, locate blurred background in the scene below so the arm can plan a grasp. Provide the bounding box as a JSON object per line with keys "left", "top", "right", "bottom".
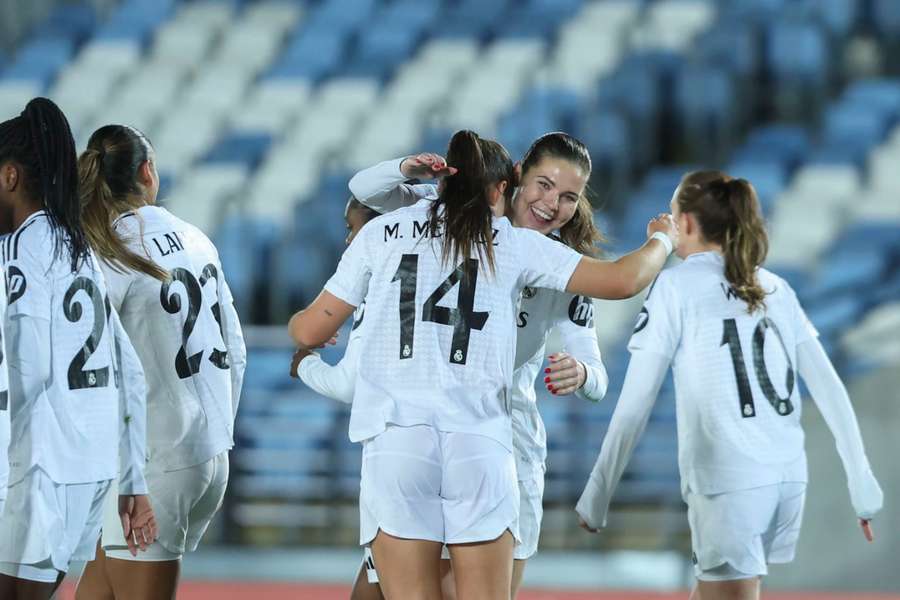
{"left": 1, "top": 0, "right": 898, "bottom": 597}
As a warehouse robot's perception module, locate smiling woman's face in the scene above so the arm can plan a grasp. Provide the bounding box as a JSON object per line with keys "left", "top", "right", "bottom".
{"left": 511, "top": 156, "right": 588, "bottom": 234}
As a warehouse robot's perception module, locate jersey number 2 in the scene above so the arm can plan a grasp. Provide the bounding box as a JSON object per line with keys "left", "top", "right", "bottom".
{"left": 391, "top": 254, "right": 489, "bottom": 365}
{"left": 160, "top": 264, "right": 230, "bottom": 379}
{"left": 721, "top": 317, "right": 795, "bottom": 418}
{"left": 64, "top": 277, "right": 110, "bottom": 390}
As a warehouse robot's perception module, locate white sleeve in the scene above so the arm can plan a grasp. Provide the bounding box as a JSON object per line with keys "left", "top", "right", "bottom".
{"left": 324, "top": 228, "right": 372, "bottom": 307}
{"left": 297, "top": 337, "right": 361, "bottom": 404}
{"left": 517, "top": 229, "right": 583, "bottom": 292}
{"left": 797, "top": 338, "right": 883, "bottom": 519}
{"left": 556, "top": 298, "right": 608, "bottom": 402}
{"left": 110, "top": 309, "right": 148, "bottom": 495}
{"left": 627, "top": 272, "right": 681, "bottom": 360}
{"left": 6, "top": 313, "right": 51, "bottom": 420}
{"left": 348, "top": 157, "right": 438, "bottom": 213}
{"left": 218, "top": 277, "right": 246, "bottom": 421}
{"left": 575, "top": 350, "right": 670, "bottom": 529}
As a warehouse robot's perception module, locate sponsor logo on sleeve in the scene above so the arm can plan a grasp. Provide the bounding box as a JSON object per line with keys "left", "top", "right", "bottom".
{"left": 6, "top": 266, "right": 26, "bottom": 305}
{"left": 632, "top": 306, "right": 649, "bottom": 334}
{"left": 568, "top": 295, "right": 594, "bottom": 327}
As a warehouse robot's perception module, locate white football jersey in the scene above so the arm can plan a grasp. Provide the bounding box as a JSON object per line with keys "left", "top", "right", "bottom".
{"left": 325, "top": 200, "right": 583, "bottom": 449}
{"left": 0, "top": 260, "right": 9, "bottom": 499}
{"left": 349, "top": 159, "right": 609, "bottom": 475}
{"left": 2, "top": 211, "right": 122, "bottom": 485}
{"left": 102, "top": 206, "right": 246, "bottom": 471}
{"left": 511, "top": 287, "right": 607, "bottom": 479}
{"left": 629, "top": 252, "right": 817, "bottom": 494}
{"left": 298, "top": 300, "right": 367, "bottom": 404}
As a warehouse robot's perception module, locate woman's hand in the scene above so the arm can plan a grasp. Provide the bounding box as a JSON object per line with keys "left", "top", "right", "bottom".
{"left": 290, "top": 348, "right": 315, "bottom": 378}
{"left": 400, "top": 153, "right": 458, "bottom": 179}
{"left": 646, "top": 213, "right": 679, "bottom": 250}
{"left": 544, "top": 352, "right": 586, "bottom": 395}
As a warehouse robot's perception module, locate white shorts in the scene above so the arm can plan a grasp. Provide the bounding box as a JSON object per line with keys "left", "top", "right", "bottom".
{"left": 362, "top": 547, "right": 379, "bottom": 583}
{"left": 0, "top": 468, "right": 111, "bottom": 581}
{"left": 359, "top": 424, "right": 519, "bottom": 546}
{"left": 438, "top": 473, "right": 545, "bottom": 561}
{"left": 101, "top": 452, "right": 229, "bottom": 561}
{"left": 514, "top": 475, "right": 544, "bottom": 560}
{"left": 687, "top": 482, "right": 806, "bottom": 581}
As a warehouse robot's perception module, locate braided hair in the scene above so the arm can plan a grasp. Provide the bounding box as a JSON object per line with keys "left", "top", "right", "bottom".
{"left": 0, "top": 97, "right": 89, "bottom": 272}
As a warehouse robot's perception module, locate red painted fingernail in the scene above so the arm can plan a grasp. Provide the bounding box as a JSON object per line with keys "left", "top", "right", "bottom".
{"left": 545, "top": 368, "right": 551, "bottom": 374}
{"left": 551, "top": 389, "right": 558, "bottom": 395}
{"left": 544, "top": 376, "right": 550, "bottom": 383}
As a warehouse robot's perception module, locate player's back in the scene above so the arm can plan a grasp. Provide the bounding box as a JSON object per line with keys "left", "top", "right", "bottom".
{"left": 105, "top": 206, "right": 235, "bottom": 471}
{"left": 2, "top": 211, "right": 120, "bottom": 484}
{"left": 329, "top": 200, "right": 581, "bottom": 450}
{"left": 647, "top": 252, "right": 815, "bottom": 494}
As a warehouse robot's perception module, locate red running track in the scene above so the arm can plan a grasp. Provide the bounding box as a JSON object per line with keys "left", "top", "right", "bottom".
{"left": 56, "top": 582, "right": 900, "bottom": 600}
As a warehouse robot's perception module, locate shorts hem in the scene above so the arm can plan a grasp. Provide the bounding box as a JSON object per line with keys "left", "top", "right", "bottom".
{"left": 361, "top": 525, "right": 444, "bottom": 546}
{"left": 445, "top": 523, "right": 519, "bottom": 546}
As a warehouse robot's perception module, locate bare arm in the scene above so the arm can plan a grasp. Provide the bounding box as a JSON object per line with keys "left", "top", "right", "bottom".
{"left": 288, "top": 291, "right": 356, "bottom": 350}
{"left": 566, "top": 215, "right": 676, "bottom": 300}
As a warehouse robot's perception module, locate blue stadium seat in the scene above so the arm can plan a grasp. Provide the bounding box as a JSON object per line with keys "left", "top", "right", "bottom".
{"left": 272, "top": 30, "right": 349, "bottom": 83}
{"left": 1, "top": 38, "right": 75, "bottom": 87}
{"left": 304, "top": 0, "right": 379, "bottom": 34}
{"left": 737, "top": 124, "right": 811, "bottom": 169}
{"left": 30, "top": 4, "right": 97, "bottom": 45}
{"left": 673, "top": 65, "right": 738, "bottom": 161}
{"left": 802, "top": 0, "right": 859, "bottom": 38}
{"left": 344, "top": 26, "right": 422, "bottom": 79}
{"left": 95, "top": 0, "right": 175, "bottom": 41}
{"left": 725, "top": 159, "right": 788, "bottom": 214}
{"left": 871, "top": 0, "right": 900, "bottom": 37}
{"left": 202, "top": 132, "right": 273, "bottom": 170}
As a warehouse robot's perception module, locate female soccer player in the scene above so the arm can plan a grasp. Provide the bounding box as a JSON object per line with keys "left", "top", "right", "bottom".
{"left": 576, "top": 171, "right": 884, "bottom": 600}
{"left": 0, "top": 98, "right": 155, "bottom": 600}
{"left": 73, "top": 124, "right": 247, "bottom": 600}
{"left": 338, "top": 132, "right": 611, "bottom": 599}
{"left": 288, "top": 130, "right": 677, "bottom": 600}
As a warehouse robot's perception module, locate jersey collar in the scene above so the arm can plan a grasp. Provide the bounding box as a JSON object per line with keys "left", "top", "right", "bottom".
{"left": 16, "top": 209, "right": 48, "bottom": 232}
{"left": 684, "top": 250, "right": 724, "bottom": 264}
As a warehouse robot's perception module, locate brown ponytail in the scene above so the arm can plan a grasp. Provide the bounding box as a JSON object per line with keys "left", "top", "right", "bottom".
{"left": 676, "top": 171, "right": 769, "bottom": 313}
{"left": 521, "top": 132, "right": 604, "bottom": 256}
{"left": 429, "top": 130, "right": 516, "bottom": 274}
{"left": 78, "top": 125, "right": 168, "bottom": 281}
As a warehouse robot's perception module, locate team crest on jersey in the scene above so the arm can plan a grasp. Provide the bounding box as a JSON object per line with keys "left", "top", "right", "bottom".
{"left": 352, "top": 300, "right": 366, "bottom": 331}
{"left": 633, "top": 307, "right": 649, "bottom": 334}
{"left": 522, "top": 286, "right": 536, "bottom": 299}
{"left": 6, "top": 265, "right": 26, "bottom": 305}
{"left": 568, "top": 295, "right": 594, "bottom": 327}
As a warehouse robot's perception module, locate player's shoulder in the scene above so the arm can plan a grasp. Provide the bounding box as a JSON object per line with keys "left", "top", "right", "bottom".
{"left": 757, "top": 267, "right": 799, "bottom": 305}
{"left": 4, "top": 212, "right": 53, "bottom": 267}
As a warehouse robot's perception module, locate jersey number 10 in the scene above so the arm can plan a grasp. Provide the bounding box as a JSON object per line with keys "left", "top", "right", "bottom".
{"left": 721, "top": 317, "right": 795, "bottom": 418}
{"left": 160, "top": 264, "right": 231, "bottom": 379}
{"left": 391, "top": 254, "right": 489, "bottom": 365}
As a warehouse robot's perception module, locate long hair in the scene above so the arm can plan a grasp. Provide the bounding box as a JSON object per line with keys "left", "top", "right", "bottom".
{"left": 428, "top": 130, "right": 516, "bottom": 274}
{"left": 520, "top": 132, "right": 604, "bottom": 256}
{"left": 78, "top": 124, "right": 168, "bottom": 281}
{"left": 0, "top": 97, "right": 89, "bottom": 272}
{"left": 676, "top": 170, "right": 769, "bottom": 313}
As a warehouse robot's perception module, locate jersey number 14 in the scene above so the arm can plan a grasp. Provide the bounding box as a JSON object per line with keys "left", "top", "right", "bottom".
{"left": 392, "top": 254, "right": 489, "bottom": 365}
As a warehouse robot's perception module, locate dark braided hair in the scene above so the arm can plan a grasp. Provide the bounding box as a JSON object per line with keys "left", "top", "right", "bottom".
{"left": 0, "top": 97, "right": 90, "bottom": 272}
